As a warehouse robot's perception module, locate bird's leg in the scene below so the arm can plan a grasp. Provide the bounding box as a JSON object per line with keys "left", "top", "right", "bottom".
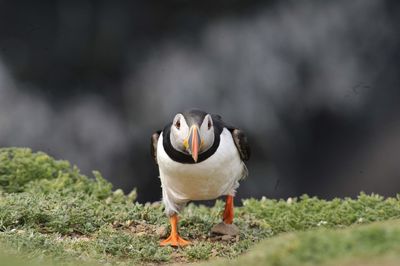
{"left": 223, "top": 195, "right": 234, "bottom": 224}
{"left": 160, "top": 213, "right": 191, "bottom": 247}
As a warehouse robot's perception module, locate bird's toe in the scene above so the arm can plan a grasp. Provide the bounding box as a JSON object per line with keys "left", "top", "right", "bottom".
{"left": 160, "top": 234, "right": 191, "bottom": 247}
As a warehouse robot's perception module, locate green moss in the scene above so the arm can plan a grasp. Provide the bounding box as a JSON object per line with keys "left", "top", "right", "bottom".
{"left": 0, "top": 147, "right": 400, "bottom": 265}
{"left": 0, "top": 147, "right": 112, "bottom": 198}
{"left": 205, "top": 220, "right": 400, "bottom": 266}
{"left": 240, "top": 193, "right": 400, "bottom": 234}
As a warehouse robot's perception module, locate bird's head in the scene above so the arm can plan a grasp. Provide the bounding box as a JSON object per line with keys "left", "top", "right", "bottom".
{"left": 170, "top": 110, "right": 215, "bottom": 162}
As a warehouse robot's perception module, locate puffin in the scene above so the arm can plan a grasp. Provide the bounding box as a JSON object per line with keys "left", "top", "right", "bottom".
{"left": 151, "top": 109, "right": 250, "bottom": 246}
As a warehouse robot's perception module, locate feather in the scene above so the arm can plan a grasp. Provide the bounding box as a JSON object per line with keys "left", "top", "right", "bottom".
{"left": 151, "top": 131, "right": 161, "bottom": 164}
{"left": 227, "top": 128, "right": 250, "bottom": 161}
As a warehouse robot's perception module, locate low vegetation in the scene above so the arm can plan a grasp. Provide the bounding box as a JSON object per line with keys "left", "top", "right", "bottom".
{"left": 0, "top": 147, "right": 399, "bottom": 265}
{"left": 206, "top": 220, "right": 400, "bottom": 266}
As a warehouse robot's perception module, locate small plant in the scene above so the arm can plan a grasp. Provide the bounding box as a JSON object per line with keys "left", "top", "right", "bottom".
{"left": 0, "top": 147, "right": 400, "bottom": 265}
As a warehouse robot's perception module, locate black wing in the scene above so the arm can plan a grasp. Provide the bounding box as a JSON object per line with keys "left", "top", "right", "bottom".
{"left": 211, "top": 114, "right": 250, "bottom": 161}
{"left": 231, "top": 129, "right": 250, "bottom": 161}
{"left": 151, "top": 130, "right": 161, "bottom": 164}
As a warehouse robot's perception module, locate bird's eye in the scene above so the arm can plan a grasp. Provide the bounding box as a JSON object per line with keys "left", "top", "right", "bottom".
{"left": 207, "top": 119, "right": 212, "bottom": 130}
{"left": 175, "top": 120, "right": 181, "bottom": 130}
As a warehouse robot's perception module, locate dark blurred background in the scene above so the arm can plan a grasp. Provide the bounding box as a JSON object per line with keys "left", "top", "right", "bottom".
{"left": 0, "top": 0, "right": 399, "bottom": 202}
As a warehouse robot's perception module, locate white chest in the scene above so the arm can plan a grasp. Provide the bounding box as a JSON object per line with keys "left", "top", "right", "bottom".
{"left": 157, "top": 128, "right": 245, "bottom": 201}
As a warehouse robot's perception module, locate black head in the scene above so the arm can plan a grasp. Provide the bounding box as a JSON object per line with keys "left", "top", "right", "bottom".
{"left": 163, "top": 109, "right": 223, "bottom": 164}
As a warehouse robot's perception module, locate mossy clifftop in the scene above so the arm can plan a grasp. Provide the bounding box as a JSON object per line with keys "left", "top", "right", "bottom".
{"left": 0, "top": 147, "right": 399, "bottom": 265}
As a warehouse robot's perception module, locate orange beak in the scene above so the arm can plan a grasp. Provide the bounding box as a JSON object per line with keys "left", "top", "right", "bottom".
{"left": 188, "top": 125, "right": 201, "bottom": 162}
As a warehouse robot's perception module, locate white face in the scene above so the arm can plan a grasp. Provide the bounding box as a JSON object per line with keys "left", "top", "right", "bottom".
{"left": 170, "top": 113, "right": 190, "bottom": 152}
{"left": 170, "top": 113, "right": 215, "bottom": 155}
{"left": 199, "top": 114, "right": 215, "bottom": 152}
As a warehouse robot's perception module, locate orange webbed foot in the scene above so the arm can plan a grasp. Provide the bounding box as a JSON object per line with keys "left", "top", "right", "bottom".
{"left": 160, "top": 234, "right": 191, "bottom": 247}
{"left": 160, "top": 213, "right": 191, "bottom": 247}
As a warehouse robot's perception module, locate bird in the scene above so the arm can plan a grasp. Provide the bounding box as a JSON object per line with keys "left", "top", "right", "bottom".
{"left": 151, "top": 109, "right": 250, "bottom": 247}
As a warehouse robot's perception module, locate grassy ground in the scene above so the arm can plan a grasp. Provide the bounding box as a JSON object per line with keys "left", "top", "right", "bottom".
{"left": 204, "top": 219, "right": 400, "bottom": 266}
{"left": 1, "top": 147, "right": 400, "bottom": 265}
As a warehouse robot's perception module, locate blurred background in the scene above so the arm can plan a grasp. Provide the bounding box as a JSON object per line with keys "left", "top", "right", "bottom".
{"left": 0, "top": 0, "right": 399, "bottom": 203}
